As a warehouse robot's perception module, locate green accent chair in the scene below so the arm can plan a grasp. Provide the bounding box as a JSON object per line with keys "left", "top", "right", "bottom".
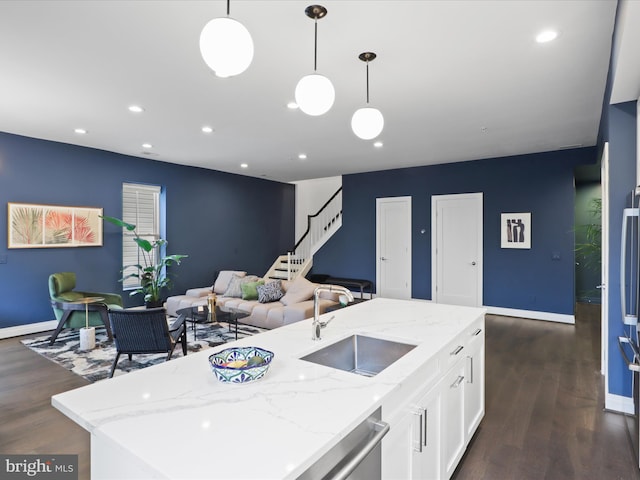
{"left": 48, "top": 272, "right": 124, "bottom": 345}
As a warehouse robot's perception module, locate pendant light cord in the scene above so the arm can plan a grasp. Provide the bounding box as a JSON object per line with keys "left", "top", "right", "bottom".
{"left": 366, "top": 61, "right": 370, "bottom": 104}
{"left": 314, "top": 21, "right": 318, "bottom": 71}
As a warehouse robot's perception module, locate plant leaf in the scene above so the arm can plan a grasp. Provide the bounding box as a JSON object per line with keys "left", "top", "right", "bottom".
{"left": 100, "top": 215, "right": 137, "bottom": 231}
{"left": 134, "top": 237, "right": 153, "bottom": 252}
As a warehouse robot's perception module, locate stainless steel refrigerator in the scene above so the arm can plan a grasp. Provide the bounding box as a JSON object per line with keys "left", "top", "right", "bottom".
{"left": 618, "top": 188, "right": 640, "bottom": 468}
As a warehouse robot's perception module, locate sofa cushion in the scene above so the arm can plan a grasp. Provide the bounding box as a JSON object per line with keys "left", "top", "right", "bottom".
{"left": 224, "top": 274, "right": 258, "bottom": 298}
{"left": 280, "top": 276, "right": 317, "bottom": 306}
{"left": 257, "top": 280, "right": 285, "bottom": 303}
{"left": 185, "top": 287, "right": 213, "bottom": 298}
{"left": 248, "top": 301, "right": 283, "bottom": 325}
{"left": 214, "top": 270, "right": 247, "bottom": 295}
{"left": 166, "top": 294, "right": 191, "bottom": 316}
{"left": 241, "top": 280, "right": 265, "bottom": 301}
{"left": 217, "top": 296, "right": 243, "bottom": 311}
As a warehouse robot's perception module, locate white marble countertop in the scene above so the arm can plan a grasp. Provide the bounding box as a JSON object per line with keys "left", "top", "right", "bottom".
{"left": 52, "top": 298, "right": 485, "bottom": 479}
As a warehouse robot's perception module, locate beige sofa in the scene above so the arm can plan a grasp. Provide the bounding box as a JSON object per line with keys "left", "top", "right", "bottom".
{"left": 165, "top": 271, "right": 342, "bottom": 330}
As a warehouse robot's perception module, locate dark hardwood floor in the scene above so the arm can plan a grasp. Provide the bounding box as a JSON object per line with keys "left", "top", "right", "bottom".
{"left": 1, "top": 304, "right": 638, "bottom": 480}
{"left": 454, "top": 303, "right": 640, "bottom": 480}
{"left": 0, "top": 334, "right": 90, "bottom": 479}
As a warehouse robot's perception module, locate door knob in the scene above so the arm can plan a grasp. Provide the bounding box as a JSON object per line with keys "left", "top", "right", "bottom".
{"left": 471, "top": 261, "right": 476, "bottom": 266}
{"left": 381, "top": 257, "right": 388, "bottom": 261}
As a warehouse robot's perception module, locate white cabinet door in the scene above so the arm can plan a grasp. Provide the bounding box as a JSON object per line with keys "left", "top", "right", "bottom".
{"left": 381, "top": 315, "right": 486, "bottom": 480}
{"left": 412, "top": 385, "right": 442, "bottom": 479}
{"left": 382, "top": 410, "right": 415, "bottom": 479}
{"left": 382, "top": 384, "right": 442, "bottom": 479}
{"left": 464, "top": 326, "right": 485, "bottom": 439}
{"left": 442, "top": 360, "right": 466, "bottom": 479}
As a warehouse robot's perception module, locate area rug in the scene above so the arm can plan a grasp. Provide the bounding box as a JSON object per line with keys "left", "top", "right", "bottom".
{"left": 21, "top": 321, "right": 266, "bottom": 383}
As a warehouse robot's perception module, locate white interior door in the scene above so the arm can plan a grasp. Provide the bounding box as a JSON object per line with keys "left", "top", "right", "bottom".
{"left": 376, "top": 197, "right": 412, "bottom": 299}
{"left": 432, "top": 193, "right": 483, "bottom": 306}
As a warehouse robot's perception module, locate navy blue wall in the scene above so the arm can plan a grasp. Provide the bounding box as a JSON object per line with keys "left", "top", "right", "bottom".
{"left": 313, "top": 148, "right": 596, "bottom": 315}
{"left": 0, "top": 132, "right": 295, "bottom": 328}
{"left": 606, "top": 101, "right": 637, "bottom": 398}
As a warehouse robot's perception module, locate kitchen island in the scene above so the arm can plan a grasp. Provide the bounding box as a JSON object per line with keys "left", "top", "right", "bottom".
{"left": 52, "top": 298, "right": 485, "bottom": 479}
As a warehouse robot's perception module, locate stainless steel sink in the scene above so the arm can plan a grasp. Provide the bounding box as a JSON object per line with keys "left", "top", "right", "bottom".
{"left": 300, "top": 334, "right": 416, "bottom": 377}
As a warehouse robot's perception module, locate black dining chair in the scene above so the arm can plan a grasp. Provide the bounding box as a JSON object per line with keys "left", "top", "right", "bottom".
{"left": 107, "top": 307, "right": 187, "bottom": 378}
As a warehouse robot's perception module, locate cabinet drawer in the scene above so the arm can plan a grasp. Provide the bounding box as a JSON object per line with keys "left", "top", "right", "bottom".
{"left": 466, "top": 318, "right": 485, "bottom": 350}
{"left": 443, "top": 336, "right": 466, "bottom": 369}
{"left": 383, "top": 354, "right": 441, "bottom": 429}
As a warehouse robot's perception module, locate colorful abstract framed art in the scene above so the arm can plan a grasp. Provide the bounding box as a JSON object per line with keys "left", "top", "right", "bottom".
{"left": 8, "top": 203, "right": 103, "bottom": 248}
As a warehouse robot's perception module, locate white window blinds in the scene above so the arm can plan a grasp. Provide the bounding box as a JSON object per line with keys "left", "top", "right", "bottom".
{"left": 122, "top": 183, "right": 161, "bottom": 290}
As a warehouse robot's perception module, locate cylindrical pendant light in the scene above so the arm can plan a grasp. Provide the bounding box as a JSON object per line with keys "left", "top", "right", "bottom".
{"left": 295, "top": 5, "right": 335, "bottom": 116}
{"left": 200, "top": 0, "right": 254, "bottom": 78}
{"left": 351, "top": 52, "right": 384, "bottom": 140}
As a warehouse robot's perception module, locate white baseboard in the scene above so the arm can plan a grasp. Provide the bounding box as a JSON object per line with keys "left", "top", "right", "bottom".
{"left": 605, "top": 392, "right": 635, "bottom": 414}
{"left": 0, "top": 320, "right": 57, "bottom": 340}
{"left": 484, "top": 306, "right": 575, "bottom": 324}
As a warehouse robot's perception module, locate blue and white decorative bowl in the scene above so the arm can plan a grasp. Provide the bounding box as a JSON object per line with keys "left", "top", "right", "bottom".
{"left": 208, "top": 346, "right": 274, "bottom": 383}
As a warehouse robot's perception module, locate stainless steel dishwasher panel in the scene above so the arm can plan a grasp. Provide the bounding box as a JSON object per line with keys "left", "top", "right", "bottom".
{"left": 297, "top": 407, "right": 388, "bottom": 480}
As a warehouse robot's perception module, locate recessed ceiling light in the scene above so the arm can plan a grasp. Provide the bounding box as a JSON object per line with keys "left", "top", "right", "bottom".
{"left": 201, "top": 126, "right": 214, "bottom": 133}
{"left": 287, "top": 102, "right": 299, "bottom": 110}
{"left": 373, "top": 141, "right": 383, "bottom": 148}
{"left": 298, "top": 153, "right": 307, "bottom": 160}
{"left": 128, "top": 105, "right": 144, "bottom": 113}
{"left": 74, "top": 128, "right": 87, "bottom": 135}
{"left": 142, "top": 143, "right": 152, "bottom": 149}
{"left": 536, "top": 30, "right": 558, "bottom": 43}
{"left": 240, "top": 163, "right": 248, "bottom": 169}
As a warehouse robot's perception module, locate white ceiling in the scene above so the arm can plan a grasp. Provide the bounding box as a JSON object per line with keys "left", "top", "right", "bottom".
{"left": 0, "top": 1, "right": 625, "bottom": 183}
{"left": 610, "top": 0, "right": 640, "bottom": 104}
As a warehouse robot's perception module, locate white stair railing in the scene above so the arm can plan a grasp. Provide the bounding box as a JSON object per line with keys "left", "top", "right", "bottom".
{"left": 265, "top": 188, "right": 342, "bottom": 281}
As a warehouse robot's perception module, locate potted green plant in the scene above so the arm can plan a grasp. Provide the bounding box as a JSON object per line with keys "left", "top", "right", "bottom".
{"left": 574, "top": 197, "right": 602, "bottom": 302}
{"left": 101, "top": 215, "right": 188, "bottom": 307}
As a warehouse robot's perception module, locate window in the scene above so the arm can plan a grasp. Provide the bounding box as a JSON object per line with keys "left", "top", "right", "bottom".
{"left": 122, "top": 183, "right": 161, "bottom": 290}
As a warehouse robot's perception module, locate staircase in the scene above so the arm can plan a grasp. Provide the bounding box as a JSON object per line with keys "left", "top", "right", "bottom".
{"left": 265, "top": 187, "right": 342, "bottom": 281}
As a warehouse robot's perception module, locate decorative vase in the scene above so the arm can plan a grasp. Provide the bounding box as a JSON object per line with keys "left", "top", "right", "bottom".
{"left": 79, "top": 327, "right": 96, "bottom": 350}
{"left": 207, "top": 293, "right": 217, "bottom": 322}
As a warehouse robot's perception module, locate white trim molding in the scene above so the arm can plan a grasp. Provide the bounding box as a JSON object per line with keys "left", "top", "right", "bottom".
{"left": 605, "top": 392, "right": 634, "bottom": 415}
{"left": 484, "top": 306, "right": 575, "bottom": 324}
{"left": 0, "top": 320, "right": 57, "bottom": 340}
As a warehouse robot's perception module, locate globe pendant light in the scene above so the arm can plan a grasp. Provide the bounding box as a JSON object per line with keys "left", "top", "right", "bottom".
{"left": 200, "top": 0, "right": 254, "bottom": 78}
{"left": 351, "top": 52, "right": 384, "bottom": 140}
{"left": 295, "top": 5, "right": 335, "bottom": 116}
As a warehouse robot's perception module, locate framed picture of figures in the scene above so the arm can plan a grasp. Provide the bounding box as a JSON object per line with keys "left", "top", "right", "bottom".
{"left": 501, "top": 212, "right": 531, "bottom": 249}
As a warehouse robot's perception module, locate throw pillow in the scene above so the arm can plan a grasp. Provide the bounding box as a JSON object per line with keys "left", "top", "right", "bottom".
{"left": 214, "top": 270, "right": 246, "bottom": 295}
{"left": 241, "top": 280, "right": 265, "bottom": 301}
{"left": 223, "top": 274, "right": 258, "bottom": 298}
{"left": 257, "top": 280, "right": 285, "bottom": 303}
{"left": 280, "top": 276, "right": 317, "bottom": 306}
